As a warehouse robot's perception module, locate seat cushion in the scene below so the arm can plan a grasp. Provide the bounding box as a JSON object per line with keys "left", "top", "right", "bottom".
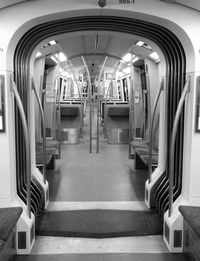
{"left": 0, "top": 239, "right": 4, "bottom": 251}
{"left": 0, "top": 207, "right": 23, "bottom": 241}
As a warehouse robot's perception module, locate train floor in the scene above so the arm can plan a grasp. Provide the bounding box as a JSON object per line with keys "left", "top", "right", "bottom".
{"left": 15, "top": 104, "right": 189, "bottom": 260}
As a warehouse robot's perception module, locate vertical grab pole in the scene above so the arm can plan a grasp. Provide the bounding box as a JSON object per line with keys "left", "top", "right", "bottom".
{"left": 146, "top": 71, "right": 152, "bottom": 141}
{"left": 142, "top": 90, "right": 147, "bottom": 138}
{"left": 129, "top": 52, "right": 135, "bottom": 158}
{"left": 56, "top": 56, "right": 61, "bottom": 159}
{"left": 11, "top": 76, "right": 32, "bottom": 219}
{"left": 96, "top": 56, "right": 108, "bottom": 153}
{"left": 82, "top": 56, "right": 92, "bottom": 153}
{"left": 148, "top": 79, "right": 164, "bottom": 183}
{"left": 32, "top": 78, "right": 46, "bottom": 184}
{"left": 168, "top": 76, "right": 190, "bottom": 217}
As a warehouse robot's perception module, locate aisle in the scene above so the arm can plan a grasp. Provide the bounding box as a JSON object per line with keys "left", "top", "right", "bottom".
{"left": 47, "top": 104, "right": 148, "bottom": 202}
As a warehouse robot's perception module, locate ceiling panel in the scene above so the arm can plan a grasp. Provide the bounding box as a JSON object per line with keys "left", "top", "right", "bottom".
{"left": 59, "top": 36, "right": 85, "bottom": 58}
{"left": 0, "top": 0, "right": 29, "bottom": 9}
{"left": 56, "top": 31, "right": 158, "bottom": 78}
{"left": 160, "top": 0, "right": 200, "bottom": 11}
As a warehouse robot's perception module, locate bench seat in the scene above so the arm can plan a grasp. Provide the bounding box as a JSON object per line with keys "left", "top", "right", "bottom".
{"left": 179, "top": 206, "right": 200, "bottom": 260}
{"left": 0, "top": 207, "right": 22, "bottom": 261}
{"left": 130, "top": 139, "right": 149, "bottom": 149}
{"left": 37, "top": 139, "right": 59, "bottom": 149}
{"left": 135, "top": 147, "right": 158, "bottom": 156}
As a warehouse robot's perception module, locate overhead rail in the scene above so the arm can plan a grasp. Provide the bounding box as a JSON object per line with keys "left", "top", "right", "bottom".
{"left": 96, "top": 56, "right": 108, "bottom": 153}
{"left": 148, "top": 78, "right": 164, "bottom": 183}
{"left": 10, "top": 76, "right": 31, "bottom": 219}
{"left": 168, "top": 76, "right": 190, "bottom": 217}
{"left": 32, "top": 78, "right": 46, "bottom": 184}
{"left": 82, "top": 56, "right": 93, "bottom": 153}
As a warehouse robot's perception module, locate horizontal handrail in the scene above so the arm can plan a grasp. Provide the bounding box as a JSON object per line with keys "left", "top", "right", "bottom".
{"left": 148, "top": 79, "right": 164, "bottom": 183}
{"left": 32, "top": 78, "right": 46, "bottom": 184}
{"left": 168, "top": 76, "right": 190, "bottom": 217}
{"left": 11, "top": 75, "right": 31, "bottom": 219}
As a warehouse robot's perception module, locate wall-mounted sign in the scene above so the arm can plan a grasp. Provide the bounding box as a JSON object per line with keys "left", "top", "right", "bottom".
{"left": 0, "top": 75, "right": 5, "bottom": 132}
{"left": 119, "top": 0, "right": 135, "bottom": 4}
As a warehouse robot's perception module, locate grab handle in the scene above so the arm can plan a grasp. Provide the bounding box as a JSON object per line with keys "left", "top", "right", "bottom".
{"left": 11, "top": 75, "right": 31, "bottom": 218}
{"left": 168, "top": 76, "right": 190, "bottom": 217}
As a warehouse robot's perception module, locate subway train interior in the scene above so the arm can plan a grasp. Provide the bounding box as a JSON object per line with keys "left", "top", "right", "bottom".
{"left": 0, "top": 0, "right": 200, "bottom": 260}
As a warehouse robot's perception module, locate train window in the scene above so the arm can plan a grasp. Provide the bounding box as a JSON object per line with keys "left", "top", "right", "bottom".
{"left": 0, "top": 75, "right": 5, "bottom": 132}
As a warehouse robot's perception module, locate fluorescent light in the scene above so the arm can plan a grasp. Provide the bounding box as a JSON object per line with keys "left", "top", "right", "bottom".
{"left": 55, "top": 52, "right": 67, "bottom": 62}
{"left": 36, "top": 51, "right": 42, "bottom": 58}
{"left": 60, "top": 71, "right": 69, "bottom": 78}
{"left": 51, "top": 55, "right": 58, "bottom": 64}
{"left": 136, "top": 41, "right": 144, "bottom": 46}
{"left": 123, "top": 67, "right": 131, "bottom": 74}
{"left": 59, "top": 52, "right": 67, "bottom": 62}
{"left": 132, "top": 57, "right": 139, "bottom": 63}
{"left": 149, "top": 51, "right": 159, "bottom": 60}
{"left": 49, "top": 40, "right": 57, "bottom": 45}
{"left": 122, "top": 53, "right": 132, "bottom": 62}
{"left": 117, "top": 71, "right": 125, "bottom": 78}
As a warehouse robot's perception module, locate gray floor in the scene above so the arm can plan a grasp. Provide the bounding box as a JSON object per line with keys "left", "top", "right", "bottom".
{"left": 14, "top": 105, "right": 190, "bottom": 260}
{"left": 14, "top": 253, "right": 189, "bottom": 261}
{"left": 47, "top": 106, "right": 147, "bottom": 202}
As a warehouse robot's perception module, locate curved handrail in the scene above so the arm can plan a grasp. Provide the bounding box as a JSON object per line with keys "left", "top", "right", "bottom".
{"left": 148, "top": 79, "right": 164, "bottom": 183}
{"left": 105, "top": 60, "right": 121, "bottom": 105}
{"left": 96, "top": 56, "right": 108, "bottom": 153}
{"left": 68, "top": 61, "right": 83, "bottom": 105}
{"left": 82, "top": 56, "right": 92, "bottom": 153}
{"left": 11, "top": 76, "right": 31, "bottom": 219}
{"left": 168, "top": 76, "right": 190, "bottom": 217}
{"left": 32, "top": 78, "right": 46, "bottom": 184}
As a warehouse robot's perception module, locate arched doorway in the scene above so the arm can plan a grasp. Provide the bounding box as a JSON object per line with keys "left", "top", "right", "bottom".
{"left": 13, "top": 15, "right": 186, "bottom": 219}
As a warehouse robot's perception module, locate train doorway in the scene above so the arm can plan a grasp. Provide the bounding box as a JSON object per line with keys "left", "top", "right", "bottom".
{"left": 13, "top": 15, "right": 186, "bottom": 246}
